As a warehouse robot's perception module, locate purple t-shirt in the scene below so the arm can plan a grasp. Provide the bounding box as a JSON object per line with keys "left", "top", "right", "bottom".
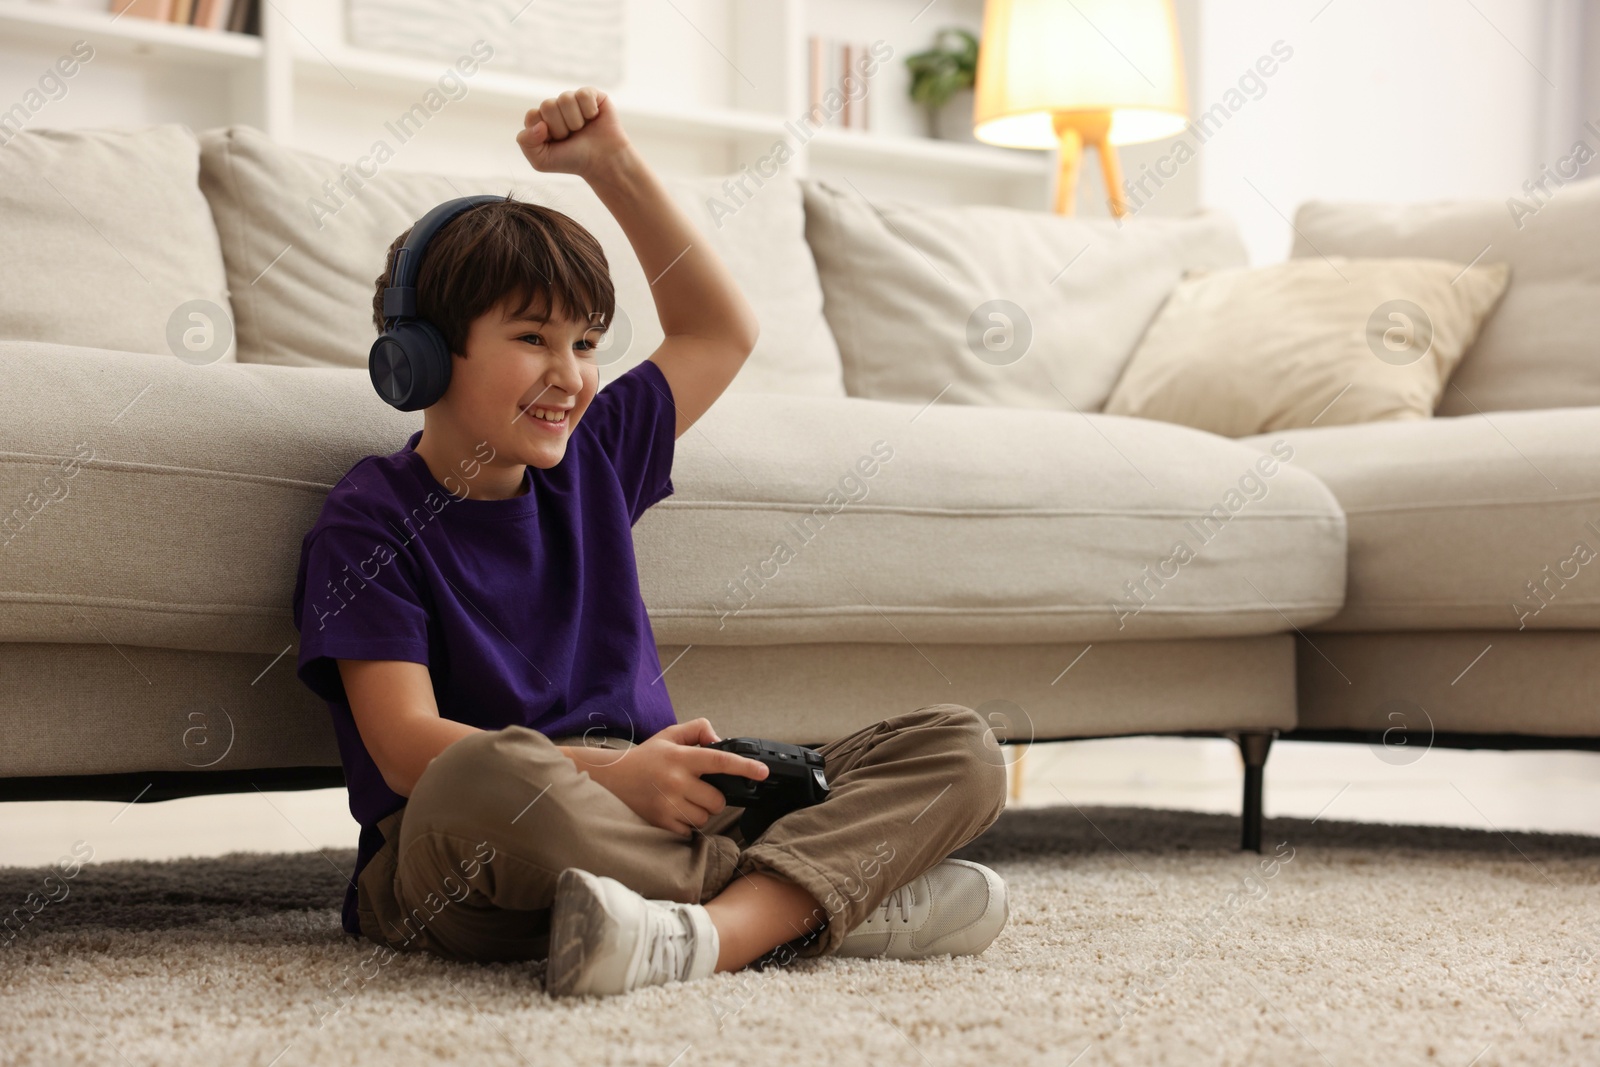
{"left": 292, "top": 358, "right": 679, "bottom": 936}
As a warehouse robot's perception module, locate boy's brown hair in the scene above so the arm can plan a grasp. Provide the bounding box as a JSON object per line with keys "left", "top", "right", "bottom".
{"left": 371, "top": 196, "right": 615, "bottom": 357}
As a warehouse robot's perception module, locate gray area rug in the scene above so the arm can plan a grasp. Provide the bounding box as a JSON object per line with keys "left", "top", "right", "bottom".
{"left": 2, "top": 805, "right": 1597, "bottom": 1066}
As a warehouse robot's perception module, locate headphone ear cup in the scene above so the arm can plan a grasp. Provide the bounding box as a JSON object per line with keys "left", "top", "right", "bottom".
{"left": 369, "top": 320, "right": 453, "bottom": 411}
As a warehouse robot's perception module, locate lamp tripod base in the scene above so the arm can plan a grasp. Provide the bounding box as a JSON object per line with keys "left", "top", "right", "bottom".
{"left": 1052, "top": 112, "right": 1128, "bottom": 218}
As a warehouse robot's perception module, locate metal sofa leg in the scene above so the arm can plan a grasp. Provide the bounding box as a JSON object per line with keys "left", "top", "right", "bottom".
{"left": 1233, "top": 731, "right": 1276, "bottom": 853}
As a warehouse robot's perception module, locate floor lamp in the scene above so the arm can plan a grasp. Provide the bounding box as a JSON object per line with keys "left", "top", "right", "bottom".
{"left": 972, "top": 0, "right": 1190, "bottom": 218}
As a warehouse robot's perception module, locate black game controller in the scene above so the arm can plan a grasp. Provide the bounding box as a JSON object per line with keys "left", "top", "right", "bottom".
{"left": 702, "top": 737, "right": 829, "bottom": 841}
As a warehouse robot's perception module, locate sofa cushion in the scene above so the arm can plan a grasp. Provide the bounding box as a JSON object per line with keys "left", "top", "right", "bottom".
{"left": 1104, "top": 257, "right": 1510, "bottom": 436}
{"left": 0, "top": 124, "right": 234, "bottom": 362}
{"left": 0, "top": 339, "right": 1346, "bottom": 655}
{"left": 636, "top": 397, "right": 1346, "bottom": 643}
{"left": 196, "top": 125, "right": 844, "bottom": 396}
{"left": 1292, "top": 177, "right": 1600, "bottom": 415}
{"left": 0, "top": 340, "right": 419, "bottom": 655}
{"left": 1243, "top": 406, "right": 1600, "bottom": 632}
{"left": 801, "top": 177, "right": 1247, "bottom": 412}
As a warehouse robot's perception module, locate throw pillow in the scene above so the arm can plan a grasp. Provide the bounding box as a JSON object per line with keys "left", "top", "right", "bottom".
{"left": 1102, "top": 256, "right": 1510, "bottom": 436}
{"left": 0, "top": 125, "right": 234, "bottom": 362}
{"left": 800, "top": 178, "right": 1248, "bottom": 412}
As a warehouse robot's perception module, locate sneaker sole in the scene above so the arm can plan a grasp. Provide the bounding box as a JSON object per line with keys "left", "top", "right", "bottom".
{"left": 545, "top": 868, "right": 618, "bottom": 997}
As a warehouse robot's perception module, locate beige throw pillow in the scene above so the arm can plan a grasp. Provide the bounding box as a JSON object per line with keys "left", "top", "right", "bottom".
{"left": 197, "top": 125, "right": 845, "bottom": 395}
{"left": 1103, "top": 257, "right": 1510, "bottom": 437}
{"left": 0, "top": 125, "right": 234, "bottom": 361}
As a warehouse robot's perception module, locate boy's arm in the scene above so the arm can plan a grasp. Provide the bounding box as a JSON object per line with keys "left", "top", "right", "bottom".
{"left": 341, "top": 660, "right": 769, "bottom": 838}
{"left": 338, "top": 660, "right": 482, "bottom": 797}
{"left": 517, "top": 88, "right": 760, "bottom": 439}
{"left": 338, "top": 658, "right": 660, "bottom": 799}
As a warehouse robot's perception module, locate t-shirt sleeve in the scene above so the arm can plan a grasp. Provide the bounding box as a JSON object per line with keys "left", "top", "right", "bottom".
{"left": 294, "top": 523, "right": 431, "bottom": 704}
{"left": 583, "top": 357, "right": 678, "bottom": 524}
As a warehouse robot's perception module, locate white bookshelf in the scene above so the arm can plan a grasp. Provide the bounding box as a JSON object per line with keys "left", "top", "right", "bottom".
{"left": 0, "top": 0, "right": 260, "bottom": 64}
{"left": 0, "top": 0, "right": 1051, "bottom": 208}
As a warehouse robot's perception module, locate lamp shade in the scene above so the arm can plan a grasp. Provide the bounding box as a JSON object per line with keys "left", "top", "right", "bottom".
{"left": 974, "top": 0, "right": 1189, "bottom": 148}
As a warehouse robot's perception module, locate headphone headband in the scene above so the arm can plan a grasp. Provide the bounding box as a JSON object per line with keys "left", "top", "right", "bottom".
{"left": 380, "top": 193, "right": 504, "bottom": 326}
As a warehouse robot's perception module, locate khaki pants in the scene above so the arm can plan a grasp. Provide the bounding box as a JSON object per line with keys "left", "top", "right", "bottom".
{"left": 356, "top": 704, "right": 1008, "bottom": 963}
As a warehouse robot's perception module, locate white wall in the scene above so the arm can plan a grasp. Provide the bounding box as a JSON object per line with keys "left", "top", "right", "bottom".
{"left": 1569, "top": 0, "right": 1600, "bottom": 178}
{"left": 1192, "top": 0, "right": 1563, "bottom": 265}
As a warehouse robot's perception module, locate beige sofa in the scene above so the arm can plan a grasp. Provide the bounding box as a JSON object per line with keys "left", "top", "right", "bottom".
{"left": 0, "top": 124, "right": 1592, "bottom": 849}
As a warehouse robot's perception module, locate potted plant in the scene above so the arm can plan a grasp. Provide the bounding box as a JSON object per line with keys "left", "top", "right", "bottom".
{"left": 906, "top": 27, "right": 980, "bottom": 142}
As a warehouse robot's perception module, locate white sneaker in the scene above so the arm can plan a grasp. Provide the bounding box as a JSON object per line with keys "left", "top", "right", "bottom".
{"left": 544, "top": 867, "right": 720, "bottom": 997}
{"left": 832, "top": 859, "right": 1008, "bottom": 959}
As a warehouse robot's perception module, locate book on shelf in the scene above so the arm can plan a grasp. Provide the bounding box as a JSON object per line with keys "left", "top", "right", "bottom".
{"left": 807, "top": 34, "right": 877, "bottom": 133}
{"left": 109, "top": 0, "right": 259, "bottom": 33}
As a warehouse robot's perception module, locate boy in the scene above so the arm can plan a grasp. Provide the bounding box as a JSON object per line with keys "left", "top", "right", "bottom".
{"left": 292, "top": 87, "right": 1010, "bottom": 997}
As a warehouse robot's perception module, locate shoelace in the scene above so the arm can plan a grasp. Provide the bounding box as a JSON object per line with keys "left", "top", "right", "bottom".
{"left": 641, "top": 903, "right": 696, "bottom": 983}
{"left": 873, "top": 881, "right": 915, "bottom": 925}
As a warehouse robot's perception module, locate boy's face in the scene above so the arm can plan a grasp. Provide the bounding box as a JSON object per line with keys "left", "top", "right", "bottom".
{"left": 444, "top": 296, "right": 603, "bottom": 470}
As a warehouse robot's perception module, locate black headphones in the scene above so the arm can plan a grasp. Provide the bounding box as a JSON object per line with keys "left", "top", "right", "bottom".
{"left": 369, "top": 194, "right": 504, "bottom": 411}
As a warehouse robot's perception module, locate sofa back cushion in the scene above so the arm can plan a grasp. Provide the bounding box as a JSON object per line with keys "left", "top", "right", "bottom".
{"left": 1292, "top": 177, "right": 1600, "bottom": 415}
{"left": 0, "top": 124, "right": 234, "bottom": 362}
{"left": 197, "top": 125, "right": 844, "bottom": 395}
{"left": 800, "top": 178, "right": 1248, "bottom": 412}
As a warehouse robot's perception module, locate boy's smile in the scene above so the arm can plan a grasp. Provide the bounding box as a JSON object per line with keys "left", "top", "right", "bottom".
{"left": 520, "top": 400, "right": 573, "bottom": 429}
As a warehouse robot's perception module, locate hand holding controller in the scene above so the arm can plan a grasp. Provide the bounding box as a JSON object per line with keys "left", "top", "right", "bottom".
{"left": 701, "top": 737, "right": 829, "bottom": 841}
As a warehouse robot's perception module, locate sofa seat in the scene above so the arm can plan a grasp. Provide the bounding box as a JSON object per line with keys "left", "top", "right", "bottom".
{"left": 0, "top": 341, "right": 419, "bottom": 655}
{"left": 1, "top": 340, "right": 1346, "bottom": 659}
{"left": 1243, "top": 407, "right": 1600, "bottom": 632}
{"left": 644, "top": 388, "right": 1347, "bottom": 645}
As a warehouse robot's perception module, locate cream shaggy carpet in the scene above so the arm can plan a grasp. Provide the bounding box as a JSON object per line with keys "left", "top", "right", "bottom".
{"left": 2, "top": 805, "right": 1597, "bottom": 1067}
